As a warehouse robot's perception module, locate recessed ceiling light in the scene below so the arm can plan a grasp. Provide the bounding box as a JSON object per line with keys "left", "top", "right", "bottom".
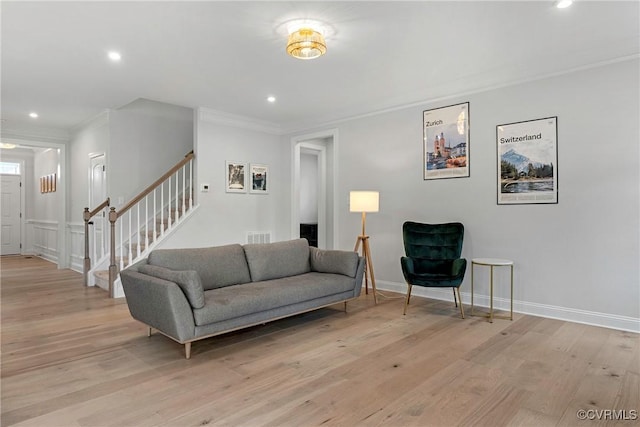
{"left": 556, "top": 0, "right": 573, "bottom": 8}
{"left": 267, "top": 96, "right": 276, "bottom": 103}
{"left": 29, "top": 112, "right": 38, "bottom": 118}
{"left": 108, "top": 51, "right": 122, "bottom": 61}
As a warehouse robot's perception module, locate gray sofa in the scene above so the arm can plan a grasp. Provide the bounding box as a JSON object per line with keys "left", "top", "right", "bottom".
{"left": 120, "top": 239, "right": 365, "bottom": 358}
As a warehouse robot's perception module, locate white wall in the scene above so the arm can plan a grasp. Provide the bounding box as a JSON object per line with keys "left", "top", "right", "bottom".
{"left": 69, "top": 112, "right": 110, "bottom": 223}
{"left": 294, "top": 58, "right": 638, "bottom": 330}
{"left": 300, "top": 152, "right": 318, "bottom": 223}
{"left": 158, "top": 109, "right": 290, "bottom": 249}
{"left": 109, "top": 99, "right": 194, "bottom": 208}
{"left": 33, "top": 148, "right": 60, "bottom": 221}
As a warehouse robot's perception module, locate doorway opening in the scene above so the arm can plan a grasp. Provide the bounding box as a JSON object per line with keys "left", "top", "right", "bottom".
{"left": 0, "top": 139, "right": 67, "bottom": 268}
{"left": 291, "top": 130, "right": 337, "bottom": 249}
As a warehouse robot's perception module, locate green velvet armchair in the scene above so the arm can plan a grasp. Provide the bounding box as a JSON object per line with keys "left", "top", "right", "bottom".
{"left": 400, "top": 221, "right": 466, "bottom": 318}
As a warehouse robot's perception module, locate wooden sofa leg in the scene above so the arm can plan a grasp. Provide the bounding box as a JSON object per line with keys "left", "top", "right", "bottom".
{"left": 185, "top": 342, "right": 192, "bottom": 359}
{"left": 148, "top": 327, "right": 153, "bottom": 337}
{"left": 344, "top": 301, "right": 348, "bottom": 312}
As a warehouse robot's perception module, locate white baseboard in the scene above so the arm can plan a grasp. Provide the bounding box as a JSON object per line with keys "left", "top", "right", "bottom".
{"left": 377, "top": 280, "right": 640, "bottom": 334}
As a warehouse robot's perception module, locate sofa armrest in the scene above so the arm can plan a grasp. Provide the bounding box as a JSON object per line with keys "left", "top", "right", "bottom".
{"left": 309, "top": 247, "right": 360, "bottom": 277}
{"left": 451, "top": 258, "right": 467, "bottom": 278}
{"left": 120, "top": 270, "right": 196, "bottom": 342}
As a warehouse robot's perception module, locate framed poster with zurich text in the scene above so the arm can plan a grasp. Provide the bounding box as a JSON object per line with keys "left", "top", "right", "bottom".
{"left": 423, "top": 102, "right": 469, "bottom": 180}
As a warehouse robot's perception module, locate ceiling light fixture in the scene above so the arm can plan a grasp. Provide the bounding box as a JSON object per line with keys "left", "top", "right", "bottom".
{"left": 29, "top": 112, "right": 38, "bottom": 118}
{"left": 108, "top": 51, "right": 122, "bottom": 61}
{"left": 0, "top": 143, "right": 17, "bottom": 149}
{"left": 286, "top": 27, "right": 326, "bottom": 60}
{"left": 267, "top": 96, "right": 276, "bottom": 103}
{"left": 555, "top": 0, "right": 573, "bottom": 8}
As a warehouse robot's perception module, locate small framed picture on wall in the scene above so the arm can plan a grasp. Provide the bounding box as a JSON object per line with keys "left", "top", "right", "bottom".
{"left": 225, "top": 161, "right": 247, "bottom": 193}
{"left": 249, "top": 164, "right": 268, "bottom": 194}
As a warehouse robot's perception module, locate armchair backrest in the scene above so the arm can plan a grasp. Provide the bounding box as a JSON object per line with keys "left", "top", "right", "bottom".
{"left": 402, "top": 221, "right": 464, "bottom": 260}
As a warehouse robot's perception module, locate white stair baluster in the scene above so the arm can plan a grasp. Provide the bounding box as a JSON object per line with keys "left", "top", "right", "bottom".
{"left": 153, "top": 189, "right": 157, "bottom": 241}
{"left": 189, "top": 159, "right": 193, "bottom": 210}
{"left": 128, "top": 210, "right": 132, "bottom": 266}
{"left": 160, "top": 181, "right": 164, "bottom": 236}
{"left": 167, "top": 176, "right": 172, "bottom": 228}
{"left": 145, "top": 195, "right": 149, "bottom": 249}
{"left": 136, "top": 203, "right": 140, "bottom": 258}
{"left": 119, "top": 220, "right": 124, "bottom": 272}
{"left": 182, "top": 164, "right": 186, "bottom": 216}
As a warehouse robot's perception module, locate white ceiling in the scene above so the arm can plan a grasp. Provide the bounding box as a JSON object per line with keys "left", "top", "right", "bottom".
{"left": 2, "top": 1, "right": 639, "bottom": 134}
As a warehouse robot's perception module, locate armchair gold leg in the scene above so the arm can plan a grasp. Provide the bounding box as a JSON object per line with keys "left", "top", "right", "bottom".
{"left": 403, "top": 284, "right": 413, "bottom": 315}
{"left": 455, "top": 287, "right": 464, "bottom": 319}
{"left": 452, "top": 288, "right": 458, "bottom": 307}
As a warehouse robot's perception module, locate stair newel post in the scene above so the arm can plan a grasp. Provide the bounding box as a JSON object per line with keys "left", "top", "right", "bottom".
{"left": 108, "top": 207, "right": 118, "bottom": 298}
{"left": 83, "top": 207, "right": 91, "bottom": 286}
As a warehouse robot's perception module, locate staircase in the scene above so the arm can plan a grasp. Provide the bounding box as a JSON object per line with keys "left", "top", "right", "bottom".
{"left": 84, "top": 151, "right": 196, "bottom": 297}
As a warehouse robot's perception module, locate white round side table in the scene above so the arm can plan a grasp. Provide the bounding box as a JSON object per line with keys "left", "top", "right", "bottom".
{"left": 470, "top": 258, "right": 514, "bottom": 323}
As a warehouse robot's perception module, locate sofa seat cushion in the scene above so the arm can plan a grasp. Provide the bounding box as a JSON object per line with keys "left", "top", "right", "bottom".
{"left": 138, "top": 264, "right": 205, "bottom": 309}
{"left": 147, "top": 244, "right": 251, "bottom": 291}
{"left": 243, "top": 239, "right": 310, "bottom": 282}
{"left": 192, "top": 272, "right": 355, "bottom": 326}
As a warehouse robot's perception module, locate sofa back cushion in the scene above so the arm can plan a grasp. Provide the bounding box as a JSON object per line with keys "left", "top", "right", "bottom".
{"left": 138, "top": 264, "right": 205, "bottom": 309}
{"left": 309, "top": 247, "right": 360, "bottom": 278}
{"left": 147, "top": 244, "right": 251, "bottom": 290}
{"left": 243, "top": 239, "right": 310, "bottom": 282}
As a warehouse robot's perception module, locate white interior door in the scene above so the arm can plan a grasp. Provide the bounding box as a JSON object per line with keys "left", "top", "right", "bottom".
{"left": 1, "top": 174, "right": 22, "bottom": 255}
{"left": 89, "top": 154, "right": 107, "bottom": 259}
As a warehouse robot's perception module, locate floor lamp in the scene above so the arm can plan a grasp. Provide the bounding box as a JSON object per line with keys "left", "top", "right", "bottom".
{"left": 350, "top": 191, "right": 379, "bottom": 304}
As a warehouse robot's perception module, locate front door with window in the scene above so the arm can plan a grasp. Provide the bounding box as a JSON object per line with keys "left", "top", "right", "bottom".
{"left": 1, "top": 174, "right": 22, "bottom": 255}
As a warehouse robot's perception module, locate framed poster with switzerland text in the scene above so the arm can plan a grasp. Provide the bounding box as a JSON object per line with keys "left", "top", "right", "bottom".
{"left": 497, "top": 116, "right": 558, "bottom": 205}
{"left": 423, "top": 102, "right": 470, "bottom": 180}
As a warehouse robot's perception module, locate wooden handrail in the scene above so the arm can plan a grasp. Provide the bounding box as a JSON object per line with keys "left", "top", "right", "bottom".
{"left": 83, "top": 198, "right": 111, "bottom": 221}
{"left": 116, "top": 151, "right": 194, "bottom": 219}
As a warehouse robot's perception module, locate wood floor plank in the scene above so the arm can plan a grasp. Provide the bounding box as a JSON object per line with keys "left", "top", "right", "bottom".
{"left": 1, "top": 255, "right": 638, "bottom": 427}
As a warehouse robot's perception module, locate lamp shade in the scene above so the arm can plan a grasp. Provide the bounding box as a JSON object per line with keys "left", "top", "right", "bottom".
{"left": 350, "top": 191, "right": 379, "bottom": 213}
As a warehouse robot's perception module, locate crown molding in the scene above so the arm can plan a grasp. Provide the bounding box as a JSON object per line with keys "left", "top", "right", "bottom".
{"left": 198, "top": 107, "right": 281, "bottom": 135}
{"left": 70, "top": 109, "right": 111, "bottom": 135}
{"left": 282, "top": 54, "right": 640, "bottom": 135}
{"left": 1, "top": 125, "right": 69, "bottom": 144}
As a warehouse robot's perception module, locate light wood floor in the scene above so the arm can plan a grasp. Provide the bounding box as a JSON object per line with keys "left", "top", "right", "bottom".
{"left": 1, "top": 256, "right": 638, "bottom": 427}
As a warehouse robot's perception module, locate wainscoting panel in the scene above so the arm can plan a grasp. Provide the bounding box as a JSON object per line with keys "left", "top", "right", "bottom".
{"left": 27, "top": 220, "right": 58, "bottom": 264}
{"left": 68, "top": 222, "right": 84, "bottom": 273}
